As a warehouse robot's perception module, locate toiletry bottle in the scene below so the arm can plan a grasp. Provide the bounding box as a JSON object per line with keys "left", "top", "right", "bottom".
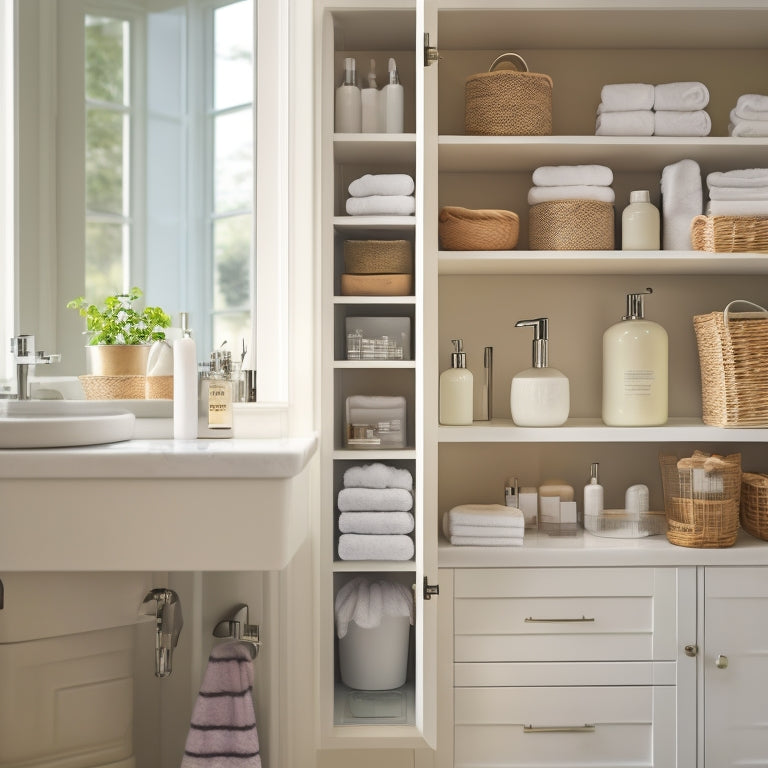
{"left": 360, "top": 58, "right": 380, "bottom": 133}
{"left": 583, "top": 462, "right": 604, "bottom": 520}
{"left": 382, "top": 57, "right": 404, "bottom": 133}
{"left": 476, "top": 346, "right": 493, "bottom": 421}
{"left": 511, "top": 318, "right": 570, "bottom": 427}
{"left": 602, "top": 288, "right": 668, "bottom": 426}
{"left": 206, "top": 349, "right": 234, "bottom": 432}
{"left": 439, "top": 339, "right": 473, "bottom": 425}
{"left": 335, "top": 57, "right": 361, "bottom": 133}
{"left": 173, "top": 312, "right": 197, "bottom": 440}
{"left": 622, "top": 190, "right": 660, "bottom": 250}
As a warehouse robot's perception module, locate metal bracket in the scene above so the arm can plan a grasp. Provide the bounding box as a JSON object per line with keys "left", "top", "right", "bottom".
{"left": 424, "top": 33, "right": 439, "bottom": 67}
{"left": 140, "top": 588, "right": 183, "bottom": 678}
{"left": 423, "top": 577, "right": 439, "bottom": 600}
{"left": 213, "top": 603, "right": 261, "bottom": 658}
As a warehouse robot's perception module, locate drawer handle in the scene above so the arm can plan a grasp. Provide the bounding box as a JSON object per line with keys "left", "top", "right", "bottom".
{"left": 524, "top": 724, "right": 596, "bottom": 733}
{"left": 524, "top": 615, "right": 595, "bottom": 623}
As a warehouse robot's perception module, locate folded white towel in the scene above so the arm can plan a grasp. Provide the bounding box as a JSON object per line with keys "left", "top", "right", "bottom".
{"left": 338, "top": 533, "right": 415, "bottom": 561}
{"left": 595, "top": 110, "right": 654, "bottom": 136}
{"left": 442, "top": 514, "right": 524, "bottom": 539}
{"left": 733, "top": 93, "right": 768, "bottom": 121}
{"left": 339, "top": 511, "right": 415, "bottom": 535}
{"left": 343, "top": 462, "right": 413, "bottom": 491}
{"left": 707, "top": 169, "right": 768, "bottom": 188}
{"left": 338, "top": 487, "right": 413, "bottom": 512}
{"left": 599, "top": 83, "right": 654, "bottom": 112}
{"left": 532, "top": 165, "right": 613, "bottom": 188}
{"left": 446, "top": 503, "right": 525, "bottom": 529}
{"left": 348, "top": 173, "right": 415, "bottom": 198}
{"left": 346, "top": 195, "right": 416, "bottom": 216}
{"left": 708, "top": 186, "right": 768, "bottom": 201}
{"left": 448, "top": 535, "right": 524, "bottom": 547}
{"left": 729, "top": 119, "right": 768, "bottom": 138}
{"left": 334, "top": 576, "right": 414, "bottom": 639}
{"left": 528, "top": 185, "right": 615, "bottom": 205}
{"left": 654, "top": 81, "right": 710, "bottom": 111}
{"left": 661, "top": 159, "right": 702, "bottom": 250}
{"left": 653, "top": 110, "right": 711, "bottom": 137}
{"left": 707, "top": 200, "right": 768, "bottom": 216}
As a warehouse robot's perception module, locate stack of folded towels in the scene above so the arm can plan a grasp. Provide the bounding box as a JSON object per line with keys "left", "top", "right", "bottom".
{"left": 442, "top": 503, "right": 525, "bottom": 547}
{"left": 338, "top": 462, "right": 415, "bottom": 561}
{"left": 596, "top": 82, "right": 711, "bottom": 137}
{"left": 728, "top": 94, "right": 768, "bottom": 137}
{"left": 346, "top": 173, "right": 415, "bottom": 217}
{"left": 528, "top": 164, "right": 614, "bottom": 206}
{"left": 705, "top": 168, "right": 768, "bottom": 217}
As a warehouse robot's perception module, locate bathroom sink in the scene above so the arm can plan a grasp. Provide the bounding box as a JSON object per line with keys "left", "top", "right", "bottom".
{"left": 0, "top": 400, "right": 135, "bottom": 448}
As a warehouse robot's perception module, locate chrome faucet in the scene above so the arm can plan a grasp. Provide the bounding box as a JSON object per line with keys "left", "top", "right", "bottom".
{"left": 10, "top": 335, "right": 61, "bottom": 400}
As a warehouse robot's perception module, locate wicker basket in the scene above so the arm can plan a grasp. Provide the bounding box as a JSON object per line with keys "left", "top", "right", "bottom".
{"left": 340, "top": 273, "right": 413, "bottom": 296}
{"left": 529, "top": 200, "right": 614, "bottom": 250}
{"left": 691, "top": 215, "right": 768, "bottom": 253}
{"left": 439, "top": 206, "right": 520, "bottom": 250}
{"left": 693, "top": 300, "right": 768, "bottom": 427}
{"left": 146, "top": 375, "right": 173, "bottom": 399}
{"left": 79, "top": 375, "right": 146, "bottom": 400}
{"left": 740, "top": 472, "right": 768, "bottom": 541}
{"left": 343, "top": 240, "right": 413, "bottom": 274}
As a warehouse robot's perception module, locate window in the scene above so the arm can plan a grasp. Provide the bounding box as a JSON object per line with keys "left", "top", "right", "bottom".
{"left": 0, "top": 0, "right": 13, "bottom": 385}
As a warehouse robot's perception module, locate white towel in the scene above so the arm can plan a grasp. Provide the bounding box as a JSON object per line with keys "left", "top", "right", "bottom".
{"left": 343, "top": 462, "right": 413, "bottom": 491}
{"left": 733, "top": 93, "right": 768, "bottom": 121}
{"left": 442, "top": 514, "right": 524, "bottom": 539}
{"left": 338, "top": 533, "right": 415, "bottom": 561}
{"left": 532, "top": 165, "right": 613, "bottom": 187}
{"left": 595, "top": 110, "right": 654, "bottom": 136}
{"left": 707, "top": 200, "right": 768, "bottom": 216}
{"left": 339, "top": 511, "right": 415, "bottom": 535}
{"left": 599, "top": 83, "right": 654, "bottom": 112}
{"left": 707, "top": 168, "right": 768, "bottom": 188}
{"left": 528, "top": 185, "right": 615, "bottom": 205}
{"left": 661, "top": 159, "right": 702, "bottom": 250}
{"left": 334, "top": 576, "right": 414, "bottom": 639}
{"left": 708, "top": 186, "right": 768, "bottom": 201}
{"left": 448, "top": 535, "right": 524, "bottom": 547}
{"left": 654, "top": 81, "right": 710, "bottom": 111}
{"left": 346, "top": 195, "right": 416, "bottom": 216}
{"left": 338, "top": 487, "right": 413, "bottom": 512}
{"left": 446, "top": 503, "right": 525, "bottom": 529}
{"left": 348, "top": 173, "right": 415, "bottom": 198}
{"left": 729, "top": 119, "right": 768, "bottom": 138}
{"left": 654, "top": 110, "right": 711, "bottom": 137}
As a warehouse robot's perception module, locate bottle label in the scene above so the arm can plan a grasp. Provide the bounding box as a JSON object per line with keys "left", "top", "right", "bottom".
{"left": 208, "top": 380, "right": 233, "bottom": 428}
{"left": 624, "top": 369, "right": 654, "bottom": 396}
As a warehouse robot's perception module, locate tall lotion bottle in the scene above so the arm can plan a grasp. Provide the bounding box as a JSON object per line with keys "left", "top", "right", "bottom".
{"left": 335, "top": 57, "right": 361, "bottom": 133}
{"left": 173, "top": 312, "right": 197, "bottom": 440}
{"left": 439, "top": 339, "right": 473, "bottom": 425}
{"left": 381, "top": 57, "right": 404, "bottom": 133}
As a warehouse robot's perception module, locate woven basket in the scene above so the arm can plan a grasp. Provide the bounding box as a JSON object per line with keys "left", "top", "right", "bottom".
{"left": 343, "top": 240, "right": 413, "bottom": 274}
{"left": 693, "top": 300, "right": 768, "bottom": 427}
{"left": 439, "top": 206, "right": 519, "bottom": 250}
{"left": 529, "top": 200, "right": 614, "bottom": 250}
{"left": 340, "top": 273, "right": 413, "bottom": 296}
{"left": 79, "top": 375, "right": 146, "bottom": 400}
{"left": 740, "top": 472, "right": 768, "bottom": 541}
{"left": 146, "top": 375, "right": 173, "bottom": 399}
{"left": 691, "top": 215, "right": 768, "bottom": 253}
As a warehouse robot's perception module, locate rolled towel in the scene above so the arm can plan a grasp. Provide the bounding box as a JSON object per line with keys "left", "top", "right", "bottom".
{"left": 338, "top": 533, "right": 415, "bottom": 561}
{"left": 654, "top": 81, "right": 710, "bottom": 111}
{"left": 346, "top": 195, "right": 416, "bottom": 216}
{"left": 446, "top": 503, "right": 524, "bottom": 529}
{"left": 708, "top": 186, "right": 768, "bottom": 201}
{"left": 733, "top": 93, "right": 768, "bottom": 121}
{"left": 334, "top": 576, "right": 414, "bottom": 639}
{"left": 654, "top": 110, "right": 711, "bottom": 137}
{"left": 527, "top": 185, "right": 615, "bottom": 205}
{"left": 343, "top": 462, "right": 413, "bottom": 491}
{"left": 442, "top": 515, "right": 524, "bottom": 539}
{"left": 348, "top": 173, "right": 415, "bottom": 198}
{"left": 706, "top": 168, "right": 768, "bottom": 188}
{"left": 448, "top": 535, "right": 524, "bottom": 547}
{"left": 599, "top": 83, "right": 654, "bottom": 112}
{"left": 338, "top": 487, "right": 413, "bottom": 512}
{"left": 660, "top": 159, "right": 702, "bottom": 250}
{"left": 595, "top": 110, "right": 654, "bottom": 136}
{"left": 729, "top": 119, "right": 768, "bottom": 138}
{"left": 532, "top": 164, "right": 613, "bottom": 187}
{"left": 339, "top": 511, "right": 415, "bottom": 535}
{"left": 707, "top": 200, "right": 768, "bottom": 216}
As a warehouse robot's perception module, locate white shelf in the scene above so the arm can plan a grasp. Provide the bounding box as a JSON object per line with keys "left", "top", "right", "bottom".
{"left": 334, "top": 360, "right": 416, "bottom": 369}
{"left": 333, "top": 449, "right": 417, "bottom": 460}
{"left": 334, "top": 134, "right": 417, "bottom": 164}
{"left": 332, "top": 561, "right": 416, "bottom": 573}
{"left": 333, "top": 295, "right": 415, "bottom": 304}
{"left": 333, "top": 216, "right": 416, "bottom": 232}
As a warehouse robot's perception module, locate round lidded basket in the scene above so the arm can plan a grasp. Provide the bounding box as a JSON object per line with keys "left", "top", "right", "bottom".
{"left": 529, "top": 199, "right": 615, "bottom": 250}
{"left": 343, "top": 240, "right": 413, "bottom": 274}
{"left": 439, "top": 206, "right": 519, "bottom": 250}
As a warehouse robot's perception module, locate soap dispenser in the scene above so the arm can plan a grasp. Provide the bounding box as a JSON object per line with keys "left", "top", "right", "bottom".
{"left": 583, "top": 462, "right": 604, "bottom": 520}
{"left": 439, "top": 339, "right": 473, "bottom": 425}
{"left": 335, "top": 57, "right": 361, "bottom": 133}
{"left": 511, "top": 318, "right": 570, "bottom": 426}
{"left": 602, "top": 288, "right": 668, "bottom": 426}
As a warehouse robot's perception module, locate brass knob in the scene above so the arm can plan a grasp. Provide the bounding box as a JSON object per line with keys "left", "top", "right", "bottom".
{"left": 715, "top": 654, "right": 729, "bottom": 669}
{"left": 684, "top": 644, "right": 698, "bottom": 658}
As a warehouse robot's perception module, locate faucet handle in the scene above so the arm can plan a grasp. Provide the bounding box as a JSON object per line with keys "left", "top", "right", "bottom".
{"left": 10, "top": 335, "right": 35, "bottom": 360}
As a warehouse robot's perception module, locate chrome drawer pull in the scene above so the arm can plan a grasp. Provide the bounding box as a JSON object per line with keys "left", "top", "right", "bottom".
{"left": 524, "top": 724, "right": 596, "bottom": 733}
{"left": 524, "top": 615, "right": 595, "bottom": 623}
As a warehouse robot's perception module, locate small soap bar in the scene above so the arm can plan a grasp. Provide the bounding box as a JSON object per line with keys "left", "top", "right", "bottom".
{"left": 539, "top": 480, "right": 575, "bottom": 502}
{"left": 519, "top": 487, "right": 538, "bottom": 528}
{"left": 560, "top": 500, "right": 577, "bottom": 524}
{"left": 539, "top": 495, "right": 560, "bottom": 524}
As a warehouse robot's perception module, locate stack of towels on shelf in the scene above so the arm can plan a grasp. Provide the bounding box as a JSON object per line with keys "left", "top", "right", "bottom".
{"left": 442, "top": 503, "right": 525, "bottom": 547}
{"left": 728, "top": 94, "right": 768, "bottom": 137}
{"left": 338, "top": 462, "right": 415, "bottom": 561}
{"left": 346, "top": 173, "right": 415, "bottom": 216}
{"left": 705, "top": 168, "right": 768, "bottom": 217}
{"left": 596, "top": 82, "right": 711, "bottom": 137}
{"left": 528, "top": 164, "right": 614, "bottom": 205}
{"left": 660, "top": 159, "right": 703, "bottom": 250}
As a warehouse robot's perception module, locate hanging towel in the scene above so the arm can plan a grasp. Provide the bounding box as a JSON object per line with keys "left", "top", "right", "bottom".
{"left": 599, "top": 83, "right": 654, "bottom": 112}
{"left": 595, "top": 110, "right": 654, "bottom": 136}
{"left": 708, "top": 186, "right": 768, "bottom": 201}
{"left": 527, "top": 185, "right": 615, "bottom": 205}
{"left": 660, "top": 159, "right": 702, "bottom": 251}
{"left": 732, "top": 93, "right": 768, "bottom": 121}
{"left": 706, "top": 168, "right": 768, "bottom": 188}
{"left": 338, "top": 533, "right": 415, "bottom": 561}
{"left": 532, "top": 165, "right": 613, "bottom": 187}
{"left": 729, "top": 119, "right": 768, "bottom": 138}
{"left": 339, "top": 511, "right": 415, "bottom": 535}
{"left": 348, "top": 173, "right": 415, "bottom": 198}
{"left": 445, "top": 503, "right": 525, "bottom": 529}
{"left": 448, "top": 535, "right": 524, "bottom": 547}
{"left": 343, "top": 462, "right": 413, "bottom": 491}
{"left": 181, "top": 641, "right": 261, "bottom": 768}
{"left": 346, "top": 195, "right": 416, "bottom": 216}
{"left": 653, "top": 110, "right": 711, "bottom": 137}
{"left": 707, "top": 200, "right": 768, "bottom": 216}
{"left": 653, "top": 81, "right": 710, "bottom": 111}
{"left": 334, "top": 576, "right": 414, "bottom": 639}
{"left": 337, "top": 487, "right": 413, "bottom": 512}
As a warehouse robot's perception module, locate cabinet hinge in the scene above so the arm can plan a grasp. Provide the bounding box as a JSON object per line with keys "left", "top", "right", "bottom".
{"left": 424, "top": 33, "right": 439, "bottom": 67}
{"left": 423, "top": 577, "right": 440, "bottom": 600}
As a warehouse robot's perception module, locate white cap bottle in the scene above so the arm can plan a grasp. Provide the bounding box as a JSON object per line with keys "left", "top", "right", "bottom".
{"left": 622, "top": 190, "right": 660, "bottom": 250}
{"left": 439, "top": 339, "right": 473, "bottom": 425}
{"left": 361, "top": 58, "right": 380, "bottom": 133}
{"left": 382, "top": 57, "right": 404, "bottom": 133}
{"left": 584, "top": 462, "right": 604, "bottom": 519}
{"left": 335, "top": 57, "right": 361, "bottom": 133}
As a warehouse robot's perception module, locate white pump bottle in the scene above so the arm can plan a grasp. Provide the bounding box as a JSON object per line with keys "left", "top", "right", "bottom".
{"left": 439, "top": 339, "right": 473, "bottom": 425}
{"left": 381, "top": 57, "right": 404, "bottom": 133}
{"left": 335, "top": 57, "right": 361, "bottom": 133}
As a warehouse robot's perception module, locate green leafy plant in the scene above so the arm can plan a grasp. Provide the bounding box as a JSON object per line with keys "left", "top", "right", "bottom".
{"left": 67, "top": 287, "right": 171, "bottom": 345}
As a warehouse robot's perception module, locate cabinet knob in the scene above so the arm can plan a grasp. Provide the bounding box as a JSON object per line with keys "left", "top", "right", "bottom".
{"left": 684, "top": 644, "right": 698, "bottom": 657}
{"left": 715, "top": 654, "right": 729, "bottom": 669}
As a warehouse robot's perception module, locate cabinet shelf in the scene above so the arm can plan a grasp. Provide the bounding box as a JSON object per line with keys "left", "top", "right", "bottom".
{"left": 334, "top": 134, "right": 417, "bottom": 164}
{"left": 333, "top": 216, "right": 416, "bottom": 233}
{"left": 333, "top": 449, "right": 417, "bottom": 461}
{"left": 333, "top": 295, "right": 415, "bottom": 305}
{"left": 334, "top": 360, "right": 416, "bottom": 369}
{"left": 332, "top": 561, "right": 416, "bottom": 573}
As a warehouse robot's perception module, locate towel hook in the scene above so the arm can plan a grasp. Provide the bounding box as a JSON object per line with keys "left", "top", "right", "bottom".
{"left": 213, "top": 603, "right": 261, "bottom": 659}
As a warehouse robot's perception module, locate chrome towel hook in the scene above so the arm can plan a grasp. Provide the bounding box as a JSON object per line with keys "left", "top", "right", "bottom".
{"left": 213, "top": 603, "right": 261, "bottom": 659}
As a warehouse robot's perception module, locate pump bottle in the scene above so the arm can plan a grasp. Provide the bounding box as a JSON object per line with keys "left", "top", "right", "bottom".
{"left": 381, "top": 57, "right": 404, "bottom": 133}
{"left": 335, "top": 57, "right": 361, "bottom": 133}
{"left": 361, "top": 58, "right": 380, "bottom": 133}
{"left": 439, "top": 339, "right": 473, "bottom": 425}
{"left": 583, "top": 462, "right": 604, "bottom": 520}
{"left": 622, "top": 190, "right": 660, "bottom": 250}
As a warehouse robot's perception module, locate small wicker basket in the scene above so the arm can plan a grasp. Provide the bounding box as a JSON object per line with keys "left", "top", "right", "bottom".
{"left": 740, "top": 472, "right": 768, "bottom": 541}
{"left": 146, "top": 375, "right": 174, "bottom": 399}
{"left": 439, "top": 206, "right": 520, "bottom": 250}
{"left": 529, "top": 200, "right": 614, "bottom": 250}
{"left": 79, "top": 374, "right": 146, "bottom": 400}
{"left": 691, "top": 215, "right": 768, "bottom": 253}
{"left": 343, "top": 240, "right": 413, "bottom": 274}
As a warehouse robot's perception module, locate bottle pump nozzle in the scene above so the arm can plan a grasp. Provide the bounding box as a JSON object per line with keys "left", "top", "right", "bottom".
{"left": 450, "top": 339, "right": 466, "bottom": 369}
{"left": 624, "top": 288, "right": 653, "bottom": 320}
{"left": 388, "top": 57, "right": 400, "bottom": 85}
{"left": 515, "top": 318, "right": 549, "bottom": 368}
{"left": 343, "top": 57, "right": 357, "bottom": 86}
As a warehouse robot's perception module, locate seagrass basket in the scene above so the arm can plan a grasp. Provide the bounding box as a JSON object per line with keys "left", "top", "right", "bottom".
{"left": 146, "top": 375, "right": 173, "bottom": 399}
{"left": 529, "top": 200, "right": 614, "bottom": 250}
{"left": 691, "top": 215, "right": 768, "bottom": 253}
{"left": 439, "top": 206, "right": 519, "bottom": 250}
{"left": 740, "top": 472, "right": 768, "bottom": 541}
{"left": 343, "top": 240, "right": 413, "bottom": 274}
{"left": 79, "top": 375, "right": 146, "bottom": 400}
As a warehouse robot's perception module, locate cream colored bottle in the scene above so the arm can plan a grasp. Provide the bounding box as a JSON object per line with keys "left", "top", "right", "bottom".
{"left": 439, "top": 339, "right": 473, "bottom": 425}
{"left": 622, "top": 190, "right": 660, "bottom": 250}
{"left": 602, "top": 289, "right": 668, "bottom": 426}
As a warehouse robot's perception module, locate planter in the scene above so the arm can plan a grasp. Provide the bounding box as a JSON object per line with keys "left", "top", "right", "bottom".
{"left": 85, "top": 344, "right": 151, "bottom": 376}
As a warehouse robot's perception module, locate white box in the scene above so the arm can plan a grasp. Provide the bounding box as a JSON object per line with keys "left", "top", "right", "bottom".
{"left": 539, "top": 495, "right": 560, "bottom": 525}
{"left": 560, "top": 500, "right": 577, "bottom": 524}
{"left": 519, "top": 487, "right": 538, "bottom": 528}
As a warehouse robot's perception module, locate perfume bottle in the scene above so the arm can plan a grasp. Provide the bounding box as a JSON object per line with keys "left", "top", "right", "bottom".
{"left": 199, "top": 348, "right": 233, "bottom": 437}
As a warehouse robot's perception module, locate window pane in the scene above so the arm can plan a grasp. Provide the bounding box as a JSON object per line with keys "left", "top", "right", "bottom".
{"left": 212, "top": 311, "right": 251, "bottom": 356}
{"left": 214, "top": 109, "right": 252, "bottom": 213}
{"left": 85, "top": 16, "right": 127, "bottom": 105}
{"left": 86, "top": 108, "right": 125, "bottom": 215}
{"left": 214, "top": 1, "right": 253, "bottom": 111}
{"left": 213, "top": 214, "right": 251, "bottom": 311}
{"left": 86, "top": 222, "right": 125, "bottom": 299}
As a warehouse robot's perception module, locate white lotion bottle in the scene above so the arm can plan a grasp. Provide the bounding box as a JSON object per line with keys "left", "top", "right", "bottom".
{"left": 382, "top": 57, "right": 404, "bottom": 133}
{"left": 335, "top": 57, "right": 361, "bottom": 133}
{"left": 173, "top": 312, "right": 197, "bottom": 440}
{"left": 439, "top": 339, "right": 473, "bottom": 425}
{"left": 622, "top": 190, "right": 660, "bottom": 250}
{"left": 603, "top": 288, "right": 668, "bottom": 426}
{"left": 360, "top": 58, "right": 380, "bottom": 133}
{"left": 584, "top": 462, "right": 604, "bottom": 519}
{"left": 511, "top": 318, "right": 570, "bottom": 427}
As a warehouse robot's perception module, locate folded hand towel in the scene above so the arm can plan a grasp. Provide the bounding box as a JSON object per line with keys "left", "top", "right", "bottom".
{"left": 595, "top": 110, "right": 654, "bottom": 136}
{"left": 339, "top": 511, "right": 415, "bottom": 535}
{"left": 654, "top": 81, "right": 710, "bottom": 111}
{"left": 729, "top": 119, "right": 768, "bottom": 138}
{"left": 708, "top": 185, "right": 768, "bottom": 201}
{"left": 442, "top": 514, "right": 524, "bottom": 539}
{"left": 334, "top": 576, "right": 414, "bottom": 639}
{"left": 343, "top": 462, "right": 413, "bottom": 491}
{"left": 446, "top": 503, "right": 525, "bottom": 528}
{"left": 706, "top": 168, "right": 768, "bottom": 188}
{"left": 338, "top": 533, "right": 415, "bottom": 561}
{"left": 348, "top": 173, "right": 415, "bottom": 198}
{"left": 338, "top": 487, "right": 413, "bottom": 512}
{"left": 707, "top": 200, "right": 768, "bottom": 216}
{"left": 599, "top": 83, "right": 654, "bottom": 112}
{"left": 654, "top": 110, "right": 711, "bottom": 137}
{"left": 532, "top": 165, "right": 613, "bottom": 187}
{"left": 733, "top": 93, "right": 768, "bottom": 121}
{"left": 181, "top": 641, "right": 261, "bottom": 768}
{"left": 346, "top": 195, "right": 416, "bottom": 216}
{"left": 448, "top": 535, "right": 524, "bottom": 547}
{"left": 661, "top": 159, "right": 703, "bottom": 250}
{"left": 527, "top": 185, "right": 615, "bottom": 205}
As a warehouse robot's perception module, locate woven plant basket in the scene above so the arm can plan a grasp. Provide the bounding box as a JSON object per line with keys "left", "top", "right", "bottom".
{"left": 79, "top": 375, "right": 146, "bottom": 400}
{"left": 693, "top": 300, "right": 768, "bottom": 427}
{"left": 691, "top": 215, "right": 768, "bottom": 253}
{"left": 343, "top": 240, "right": 413, "bottom": 274}
{"left": 740, "top": 472, "right": 768, "bottom": 541}
{"left": 439, "top": 206, "right": 520, "bottom": 250}
{"left": 340, "top": 273, "right": 413, "bottom": 296}
{"left": 146, "top": 375, "right": 173, "bottom": 399}
{"left": 529, "top": 200, "right": 614, "bottom": 250}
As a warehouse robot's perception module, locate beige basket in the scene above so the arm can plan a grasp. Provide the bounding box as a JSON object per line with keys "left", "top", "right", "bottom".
{"left": 529, "top": 200, "right": 614, "bottom": 250}
{"left": 693, "top": 300, "right": 768, "bottom": 427}
{"left": 343, "top": 240, "right": 413, "bottom": 274}
{"left": 740, "top": 472, "right": 768, "bottom": 541}
{"left": 340, "top": 273, "right": 413, "bottom": 296}
{"left": 146, "top": 375, "right": 173, "bottom": 399}
{"left": 79, "top": 375, "right": 146, "bottom": 400}
{"left": 439, "top": 206, "right": 520, "bottom": 250}
{"left": 691, "top": 215, "right": 768, "bottom": 253}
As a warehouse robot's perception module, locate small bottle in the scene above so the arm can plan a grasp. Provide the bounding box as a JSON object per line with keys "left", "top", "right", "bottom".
{"left": 360, "top": 58, "right": 380, "bottom": 133}
{"left": 335, "top": 57, "right": 361, "bottom": 133}
{"left": 382, "top": 57, "right": 404, "bottom": 133}
{"left": 622, "top": 190, "right": 660, "bottom": 250}
{"left": 206, "top": 349, "right": 234, "bottom": 432}
{"left": 584, "top": 462, "right": 604, "bottom": 519}
{"left": 172, "top": 313, "right": 197, "bottom": 440}
{"left": 439, "top": 339, "right": 473, "bottom": 425}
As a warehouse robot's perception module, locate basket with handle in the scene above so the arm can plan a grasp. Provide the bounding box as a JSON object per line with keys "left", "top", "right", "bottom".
{"left": 691, "top": 215, "right": 768, "bottom": 253}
